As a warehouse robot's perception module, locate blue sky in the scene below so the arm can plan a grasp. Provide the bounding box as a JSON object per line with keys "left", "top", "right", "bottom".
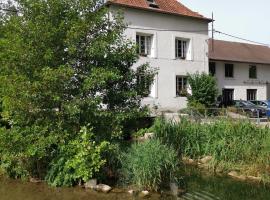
{"left": 180, "top": 0, "right": 270, "bottom": 46}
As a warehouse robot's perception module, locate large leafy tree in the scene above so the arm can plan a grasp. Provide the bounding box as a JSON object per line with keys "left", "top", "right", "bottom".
{"left": 0, "top": 0, "right": 154, "bottom": 182}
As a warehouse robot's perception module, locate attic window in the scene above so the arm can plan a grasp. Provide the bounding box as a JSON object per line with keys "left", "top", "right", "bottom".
{"left": 146, "top": 0, "right": 159, "bottom": 9}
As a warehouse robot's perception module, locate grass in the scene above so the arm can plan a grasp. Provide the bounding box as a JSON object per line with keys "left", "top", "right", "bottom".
{"left": 153, "top": 117, "right": 270, "bottom": 182}
{"left": 119, "top": 139, "right": 179, "bottom": 191}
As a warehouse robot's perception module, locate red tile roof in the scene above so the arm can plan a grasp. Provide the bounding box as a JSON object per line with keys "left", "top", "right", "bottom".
{"left": 107, "top": 0, "right": 211, "bottom": 21}
{"left": 209, "top": 40, "right": 270, "bottom": 65}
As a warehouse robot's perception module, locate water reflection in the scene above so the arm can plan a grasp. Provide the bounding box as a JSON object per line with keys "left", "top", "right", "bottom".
{"left": 1, "top": 168, "right": 270, "bottom": 200}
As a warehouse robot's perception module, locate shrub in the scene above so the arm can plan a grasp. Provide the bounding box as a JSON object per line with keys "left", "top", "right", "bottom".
{"left": 120, "top": 139, "right": 179, "bottom": 191}
{"left": 187, "top": 72, "right": 218, "bottom": 107}
{"left": 45, "top": 127, "right": 110, "bottom": 187}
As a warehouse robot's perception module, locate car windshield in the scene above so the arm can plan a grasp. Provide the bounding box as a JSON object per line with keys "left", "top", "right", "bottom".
{"left": 241, "top": 101, "right": 256, "bottom": 106}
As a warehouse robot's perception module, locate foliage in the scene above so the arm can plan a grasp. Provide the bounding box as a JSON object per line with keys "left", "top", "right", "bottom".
{"left": 132, "top": 126, "right": 155, "bottom": 138}
{"left": 0, "top": 125, "right": 57, "bottom": 179}
{"left": 120, "top": 139, "right": 179, "bottom": 191}
{"left": 45, "top": 127, "right": 109, "bottom": 187}
{"left": 187, "top": 72, "right": 218, "bottom": 107}
{"left": 154, "top": 118, "right": 270, "bottom": 176}
{"left": 0, "top": 0, "right": 154, "bottom": 183}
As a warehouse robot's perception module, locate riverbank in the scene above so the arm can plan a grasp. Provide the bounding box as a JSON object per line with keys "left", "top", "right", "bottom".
{"left": 153, "top": 117, "right": 270, "bottom": 184}
{"left": 1, "top": 166, "right": 270, "bottom": 200}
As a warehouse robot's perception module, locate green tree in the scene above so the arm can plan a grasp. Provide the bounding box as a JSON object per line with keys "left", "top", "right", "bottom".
{"left": 0, "top": 0, "right": 154, "bottom": 183}
{"left": 187, "top": 72, "right": 218, "bottom": 107}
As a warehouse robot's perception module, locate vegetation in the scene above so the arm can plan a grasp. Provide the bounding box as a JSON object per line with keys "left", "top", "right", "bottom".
{"left": 45, "top": 127, "right": 110, "bottom": 187}
{"left": 120, "top": 139, "right": 179, "bottom": 191}
{"left": 187, "top": 72, "right": 218, "bottom": 107}
{"left": 0, "top": 0, "right": 155, "bottom": 185}
{"left": 154, "top": 118, "right": 270, "bottom": 180}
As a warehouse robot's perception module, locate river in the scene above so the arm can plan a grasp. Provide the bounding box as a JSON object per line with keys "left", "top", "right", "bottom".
{"left": 0, "top": 168, "right": 270, "bottom": 200}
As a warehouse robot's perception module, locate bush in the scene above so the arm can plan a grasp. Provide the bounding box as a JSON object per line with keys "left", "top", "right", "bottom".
{"left": 120, "top": 139, "right": 179, "bottom": 191}
{"left": 187, "top": 72, "right": 218, "bottom": 107}
{"left": 45, "top": 127, "right": 110, "bottom": 187}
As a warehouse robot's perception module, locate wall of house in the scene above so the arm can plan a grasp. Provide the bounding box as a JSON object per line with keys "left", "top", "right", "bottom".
{"left": 110, "top": 5, "right": 209, "bottom": 111}
{"left": 213, "top": 60, "right": 270, "bottom": 101}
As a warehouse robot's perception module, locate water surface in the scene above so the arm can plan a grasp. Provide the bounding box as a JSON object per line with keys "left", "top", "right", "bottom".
{"left": 1, "top": 169, "right": 270, "bottom": 200}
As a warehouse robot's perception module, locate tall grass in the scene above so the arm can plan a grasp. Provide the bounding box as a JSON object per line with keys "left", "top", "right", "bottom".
{"left": 119, "top": 139, "right": 179, "bottom": 191}
{"left": 154, "top": 118, "right": 270, "bottom": 176}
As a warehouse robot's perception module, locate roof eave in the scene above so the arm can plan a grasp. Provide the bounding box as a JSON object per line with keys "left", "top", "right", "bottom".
{"left": 106, "top": 1, "right": 212, "bottom": 23}
{"left": 209, "top": 58, "right": 270, "bottom": 66}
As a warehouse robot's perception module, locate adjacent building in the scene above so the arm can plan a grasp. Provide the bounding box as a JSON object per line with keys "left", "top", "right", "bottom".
{"left": 209, "top": 40, "right": 270, "bottom": 106}
{"left": 107, "top": 0, "right": 211, "bottom": 111}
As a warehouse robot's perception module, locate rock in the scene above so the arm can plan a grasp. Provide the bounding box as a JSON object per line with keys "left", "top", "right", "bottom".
{"left": 128, "top": 190, "right": 135, "bottom": 195}
{"left": 228, "top": 171, "right": 246, "bottom": 181}
{"left": 144, "top": 132, "right": 154, "bottom": 140}
{"left": 228, "top": 171, "right": 238, "bottom": 177}
{"left": 170, "top": 183, "right": 178, "bottom": 196}
{"left": 95, "top": 184, "right": 112, "bottom": 193}
{"left": 84, "top": 179, "right": 97, "bottom": 189}
{"left": 29, "top": 177, "right": 42, "bottom": 183}
{"left": 139, "top": 190, "right": 150, "bottom": 198}
{"left": 182, "top": 157, "right": 196, "bottom": 165}
{"left": 200, "top": 156, "right": 213, "bottom": 164}
{"left": 197, "top": 163, "right": 208, "bottom": 169}
{"left": 247, "top": 176, "right": 262, "bottom": 182}
{"left": 137, "top": 133, "right": 155, "bottom": 141}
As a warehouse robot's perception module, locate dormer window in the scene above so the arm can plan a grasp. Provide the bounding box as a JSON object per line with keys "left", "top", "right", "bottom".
{"left": 146, "top": 0, "right": 159, "bottom": 8}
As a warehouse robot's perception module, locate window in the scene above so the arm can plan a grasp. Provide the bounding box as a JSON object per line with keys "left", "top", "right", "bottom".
{"left": 175, "top": 39, "right": 188, "bottom": 59}
{"left": 249, "top": 65, "right": 257, "bottom": 79}
{"left": 176, "top": 76, "right": 188, "bottom": 97}
{"left": 209, "top": 62, "right": 216, "bottom": 76}
{"left": 136, "top": 34, "right": 152, "bottom": 56}
{"left": 137, "top": 75, "right": 152, "bottom": 97}
{"left": 247, "top": 89, "right": 257, "bottom": 101}
{"left": 225, "top": 64, "right": 234, "bottom": 78}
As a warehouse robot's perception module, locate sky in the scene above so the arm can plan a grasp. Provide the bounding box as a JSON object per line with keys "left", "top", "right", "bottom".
{"left": 180, "top": 0, "right": 270, "bottom": 46}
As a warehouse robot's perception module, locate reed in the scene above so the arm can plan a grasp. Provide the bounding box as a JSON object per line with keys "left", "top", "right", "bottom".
{"left": 119, "top": 139, "right": 179, "bottom": 191}
{"left": 154, "top": 118, "right": 270, "bottom": 177}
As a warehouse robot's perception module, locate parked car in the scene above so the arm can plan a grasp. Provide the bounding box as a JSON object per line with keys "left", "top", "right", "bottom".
{"left": 249, "top": 100, "right": 270, "bottom": 118}
{"left": 232, "top": 100, "right": 267, "bottom": 118}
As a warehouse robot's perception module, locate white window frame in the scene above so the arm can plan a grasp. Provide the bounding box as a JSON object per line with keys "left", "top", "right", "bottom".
{"left": 176, "top": 76, "right": 188, "bottom": 97}
{"left": 136, "top": 34, "right": 153, "bottom": 57}
{"left": 175, "top": 38, "right": 189, "bottom": 60}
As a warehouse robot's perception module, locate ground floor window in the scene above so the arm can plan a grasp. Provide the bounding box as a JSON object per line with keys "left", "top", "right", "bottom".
{"left": 176, "top": 76, "right": 188, "bottom": 97}
{"left": 137, "top": 75, "right": 152, "bottom": 97}
{"left": 247, "top": 89, "right": 257, "bottom": 101}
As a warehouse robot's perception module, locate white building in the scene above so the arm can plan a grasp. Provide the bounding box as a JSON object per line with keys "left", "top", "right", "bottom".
{"left": 107, "top": 0, "right": 211, "bottom": 111}
{"left": 209, "top": 40, "right": 270, "bottom": 106}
